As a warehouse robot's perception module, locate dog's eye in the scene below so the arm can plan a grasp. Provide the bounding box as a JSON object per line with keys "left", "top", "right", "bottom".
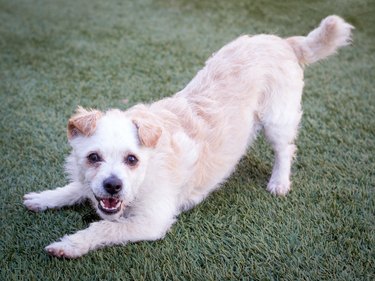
{"left": 125, "top": 154, "right": 138, "bottom": 167}
{"left": 87, "top": 153, "right": 102, "bottom": 163}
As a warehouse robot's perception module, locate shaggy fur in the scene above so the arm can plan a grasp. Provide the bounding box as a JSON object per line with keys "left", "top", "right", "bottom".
{"left": 24, "top": 15, "right": 353, "bottom": 258}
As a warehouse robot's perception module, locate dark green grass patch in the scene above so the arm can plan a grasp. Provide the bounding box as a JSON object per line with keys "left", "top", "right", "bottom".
{"left": 1, "top": 0, "right": 374, "bottom": 280}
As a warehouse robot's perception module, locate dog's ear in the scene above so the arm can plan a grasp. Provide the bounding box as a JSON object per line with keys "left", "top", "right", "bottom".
{"left": 132, "top": 117, "right": 162, "bottom": 148}
{"left": 67, "top": 106, "right": 103, "bottom": 140}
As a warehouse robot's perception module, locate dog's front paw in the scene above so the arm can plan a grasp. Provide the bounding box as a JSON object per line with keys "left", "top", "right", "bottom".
{"left": 23, "top": 192, "right": 49, "bottom": 212}
{"left": 45, "top": 240, "right": 87, "bottom": 259}
{"left": 267, "top": 180, "right": 290, "bottom": 196}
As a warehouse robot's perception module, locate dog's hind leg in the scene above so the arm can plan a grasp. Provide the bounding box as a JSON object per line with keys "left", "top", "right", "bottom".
{"left": 23, "top": 182, "right": 87, "bottom": 211}
{"left": 263, "top": 108, "right": 302, "bottom": 196}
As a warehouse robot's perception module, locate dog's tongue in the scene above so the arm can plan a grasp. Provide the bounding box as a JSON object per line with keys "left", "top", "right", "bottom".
{"left": 102, "top": 198, "right": 118, "bottom": 208}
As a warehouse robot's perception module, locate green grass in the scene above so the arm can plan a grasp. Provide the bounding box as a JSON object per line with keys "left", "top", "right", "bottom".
{"left": 1, "top": 0, "right": 374, "bottom": 280}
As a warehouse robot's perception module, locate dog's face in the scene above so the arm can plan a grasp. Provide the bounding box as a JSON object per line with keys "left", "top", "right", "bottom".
{"left": 67, "top": 107, "right": 161, "bottom": 220}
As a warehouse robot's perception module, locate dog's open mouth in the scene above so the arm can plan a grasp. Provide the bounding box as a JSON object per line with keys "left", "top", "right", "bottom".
{"left": 95, "top": 196, "right": 122, "bottom": 214}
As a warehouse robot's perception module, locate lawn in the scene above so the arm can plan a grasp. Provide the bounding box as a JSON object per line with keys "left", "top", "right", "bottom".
{"left": 0, "top": 0, "right": 374, "bottom": 280}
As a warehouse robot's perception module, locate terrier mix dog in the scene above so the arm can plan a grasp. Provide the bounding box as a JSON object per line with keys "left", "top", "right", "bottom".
{"left": 24, "top": 16, "right": 353, "bottom": 258}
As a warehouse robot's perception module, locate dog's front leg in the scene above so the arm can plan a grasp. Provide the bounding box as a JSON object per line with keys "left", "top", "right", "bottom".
{"left": 23, "top": 182, "right": 87, "bottom": 211}
{"left": 45, "top": 210, "right": 176, "bottom": 258}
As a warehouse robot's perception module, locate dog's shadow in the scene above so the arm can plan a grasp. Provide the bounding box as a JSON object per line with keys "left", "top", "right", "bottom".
{"left": 236, "top": 153, "right": 271, "bottom": 185}
{"left": 58, "top": 203, "right": 100, "bottom": 224}
{"left": 80, "top": 207, "right": 101, "bottom": 224}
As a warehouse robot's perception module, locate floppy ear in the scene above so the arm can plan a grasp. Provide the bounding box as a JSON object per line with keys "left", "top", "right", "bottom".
{"left": 132, "top": 117, "right": 162, "bottom": 148}
{"left": 67, "top": 106, "right": 103, "bottom": 140}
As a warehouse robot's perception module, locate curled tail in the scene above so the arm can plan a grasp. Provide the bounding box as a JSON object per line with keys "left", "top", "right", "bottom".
{"left": 287, "top": 15, "right": 354, "bottom": 65}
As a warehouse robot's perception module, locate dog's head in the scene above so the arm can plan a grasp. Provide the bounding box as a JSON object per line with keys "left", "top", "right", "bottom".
{"left": 67, "top": 106, "right": 162, "bottom": 220}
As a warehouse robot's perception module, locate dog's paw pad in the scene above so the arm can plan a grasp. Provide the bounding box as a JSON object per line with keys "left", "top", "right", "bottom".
{"left": 23, "top": 193, "right": 48, "bottom": 212}
{"left": 45, "top": 242, "right": 82, "bottom": 259}
{"left": 46, "top": 246, "right": 66, "bottom": 258}
{"left": 267, "top": 180, "right": 290, "bottom": 196}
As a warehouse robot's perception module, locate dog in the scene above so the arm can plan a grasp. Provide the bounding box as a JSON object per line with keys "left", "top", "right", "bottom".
{"left": 24, "top": 15, "right": 353, "bottom": 258}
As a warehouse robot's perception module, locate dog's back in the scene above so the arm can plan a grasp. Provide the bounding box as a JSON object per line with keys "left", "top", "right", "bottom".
{"left": 170, "top": 15, "right": 353, "bottom": 199}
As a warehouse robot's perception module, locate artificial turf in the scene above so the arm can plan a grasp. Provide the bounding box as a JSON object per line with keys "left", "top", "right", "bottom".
{"left": 0, "top": 0, "right": 374, "bottom": 280}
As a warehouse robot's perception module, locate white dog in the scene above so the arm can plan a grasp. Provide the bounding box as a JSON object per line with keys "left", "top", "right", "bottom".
{"left": 24, "top": 15, "right": 353, "bottom": 258}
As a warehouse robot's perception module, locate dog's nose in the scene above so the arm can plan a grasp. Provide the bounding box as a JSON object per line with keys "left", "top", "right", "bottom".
{"left": 103, "top": 176, "right": 123, "bottom": 195}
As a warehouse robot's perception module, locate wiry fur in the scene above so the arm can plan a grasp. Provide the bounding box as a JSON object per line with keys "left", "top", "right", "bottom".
{"left": 23, "top": 16, "right": 353, "bottom": 258}
{"left": 287, "top": 15, "right": 354, "bottom": 65}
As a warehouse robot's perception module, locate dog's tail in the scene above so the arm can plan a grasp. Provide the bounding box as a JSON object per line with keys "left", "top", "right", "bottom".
{"left": 286, "top": 15, "right": 354, "bottom": 65}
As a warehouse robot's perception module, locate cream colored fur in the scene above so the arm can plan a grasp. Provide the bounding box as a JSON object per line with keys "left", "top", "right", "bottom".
{"left": 23, "top": 15, "right": 353, "bottom": 258}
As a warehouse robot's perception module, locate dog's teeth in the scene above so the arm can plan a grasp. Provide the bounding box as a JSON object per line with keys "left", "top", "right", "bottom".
{"left": 99, "top": 200, "right": 105, "bottom": 208}
{"left": 98, "top": 198, "right": 122, "bottom": 212}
